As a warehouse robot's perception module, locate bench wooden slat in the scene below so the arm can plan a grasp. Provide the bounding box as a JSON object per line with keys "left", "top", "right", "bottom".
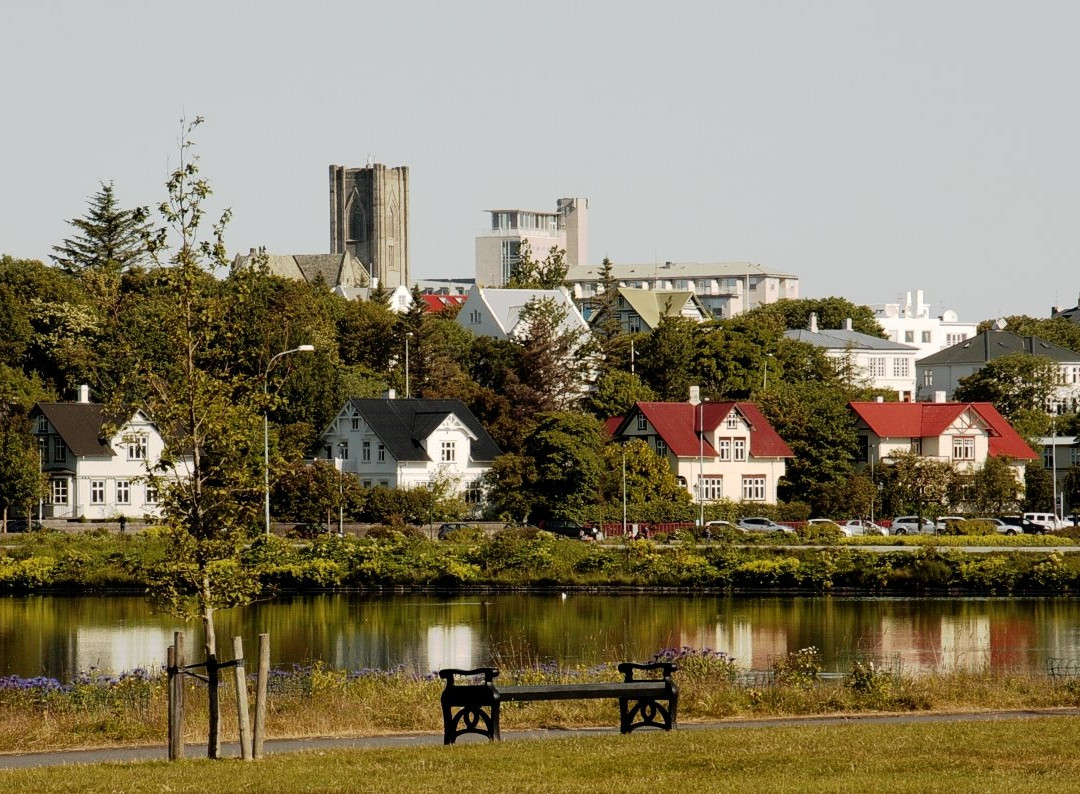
{"left": 500, "top": 682, "right": 667, "bottom": 702}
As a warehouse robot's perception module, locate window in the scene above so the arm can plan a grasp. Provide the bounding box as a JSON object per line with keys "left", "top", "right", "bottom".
{"left": 50, "top": 479, "right": 67, "bottom": 505}
{"left": 868, "top": 357, "right": 886, "bottom": 378}
{"left": 655, "top": 439, "right": 667, "bottom": 457}
{"left": 922, "top": 370, "right": 933, "bottom": 387}
{"left": 636, "top": 414, "right": 647, "bottom": 432}
{"left": 627, "top": 315, "right": 642, "bottom": 333}
{"left": 324, "top": 445, "right": 332, "bottom": 460}
{"left": 351, "top": 417, "right": 360, "bottom": 431}
{"left": 922, "top": 331, "right": 931, "bottom": 343}
{"left": 698, "top": 476, "right": 723, "bottom": 501}
{"left": 53, "top": 437, "right": 66, "bottom": 462}
{"left": 904, "top": 331, "right": 915, "bottom": 343}
{"left": 441, "top": 441, "right": 456, "bottom": 462}
{"left": 953, "top": 437, "right": 975, "bottom": 461}
{"left": 726, "top": 414, "right": 739, "bottom": 430}
{"left": 128, "top": 435, "right": 147, "bottom": 461}
{"left": 116, "top": 480, "right": 130, "bottom": 505}
{"left": 379, "top": 480, "right": 389, "bottom": 488}
{"left": 465, "top": 480, "right": 484, "bottom": 505}
{"left": 338, "top": 441, "right": 348, "bottom": 460}
{"left": 893, "top": 358, "right": 910, "bottom": 377}
{"left": 90, "top": 480, "right": 105, "bottom": 505}
{"left": 362, "top": 480, "right": 372, "bottom": 489}
{"left": 37, "top": 416, "right": 48, "bottom": 434}
{"left": 717, "top": 438, "right": 732, "bottom": 461}
{"left": 469, "top": 310, "right": 481, "bottom": 324}
{"left": 38, "top": 436, "right": 48, "bottom": 463}
{"left": 145, "top": 483, "right": 159, "bottom": 504}
{"left": 362, "top": 441, "right": 371, "bottom": 462}
{"left": 1045, "top": 447, "right": 1055, "bottom": 468}
{"left": 377, "top": 444, "right": 386, "bottom": 462}
{"left": 501, "top": 240, "right": 521, "bottom": 283}
{"left": 1072, "top": 447, "right": 1080, "bottom": 466}
{"left": 742, "top": 476, "right": 766, "bottom": 501}
{"left": 733, "top": 438, "right": 747, "bottom": 461}
{"left": 910, "top": 439, "right": 922, "bottom": 455}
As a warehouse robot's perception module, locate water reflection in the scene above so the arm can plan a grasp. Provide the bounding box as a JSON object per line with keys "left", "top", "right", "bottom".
{"left": 2, "top": 594, "right": 1079, "bottom": 680}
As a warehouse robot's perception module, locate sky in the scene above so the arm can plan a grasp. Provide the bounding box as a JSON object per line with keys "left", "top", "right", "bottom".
{"left": 3, "top": 1, "right": 1079, "bottom": 323}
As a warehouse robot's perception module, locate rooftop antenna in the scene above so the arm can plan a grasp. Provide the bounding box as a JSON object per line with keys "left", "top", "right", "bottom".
{"left": 366, "top": 153, "right": 374, "bottom": 168}
{"left": 994, "top": 318, "right": 1007, "bottom": 331}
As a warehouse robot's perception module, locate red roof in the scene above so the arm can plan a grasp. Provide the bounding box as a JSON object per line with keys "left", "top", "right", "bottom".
{"left": 849, "top": 401, "right": 1037, "bottom": 460}
{"left": 613, "top": 401, "right": 794, "bottom": 459}
{"left": 420, "top": 294, "right": 466, "bottom": 313}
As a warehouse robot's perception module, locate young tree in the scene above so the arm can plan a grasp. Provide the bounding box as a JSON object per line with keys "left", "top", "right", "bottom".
{"left": 600, "top": 438, "right": 693, "bottom": 524}
{"left": 1023, "top": 460, "right": 1055, "bottom": 512}
{"left": 126, "top": 117, "right": 264, "bottom": 759}
{"left": 969, "top": 455, "right": 1022, "bottom": 515}
{"left": 880, "top": 450, "right": 954, "bottom": 523}
{"left": 505, "top": 240, "right": 569, "bottom": 289}
{"left": 586, "top": 369, "right": 656, "bottom": 419}
{"left": 0, "top": 406, "right": 43, "bottom": 531}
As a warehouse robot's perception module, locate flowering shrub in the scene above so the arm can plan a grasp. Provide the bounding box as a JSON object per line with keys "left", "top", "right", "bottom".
{"left": 772, "top": 647, "right": 822, "bottom": 688}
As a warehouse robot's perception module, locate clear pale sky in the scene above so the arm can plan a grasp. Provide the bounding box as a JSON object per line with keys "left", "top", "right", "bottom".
{"left": 3, "top": 1, "right": 1078, "bottom": 323}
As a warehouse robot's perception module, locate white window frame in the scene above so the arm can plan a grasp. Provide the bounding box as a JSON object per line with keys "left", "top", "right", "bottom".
{"left": 90, "top": 480, "right": 105, "bottom": 505}
{"left": 726, "top": 415, "right": 739, "bottom": 430}
{"left": 953, "top": 436, "right": 975, "bottom": 461}
{"left": 741, "top": 475, "right": 766, "bottom": 501}
{"left": 362, "top": 441, "right": 371, "bottom": 462}
{"left": 893, "top": 358, "right": 910, "bottom": 378}
{"left": 717, "top": 438, "right": 732, "bottom": 461}
{"left": 655, "top": 439, "right": 667, "bottom": 457}
{"left": 441, "top": 441, "right": 456, "bottom": 462}
{"left": 116, "top": 480, "right": 130, "bottom": 505}
{"left": 733, "top": 438, "right": 747, "bottom": 461}
{"left": 698, "top": 476, "right": 723, "bottom": 501}
{"left": 50, "top": 479, "right": 68, "bottom": 505}
{"left": 377, "top": 443, "right": 386, "bottom": 463}
{"left": 128, "top": 435, "right": 148, "bottom": 461}
{"left": 636, "top": 414, "right": 648, "bottom": 432}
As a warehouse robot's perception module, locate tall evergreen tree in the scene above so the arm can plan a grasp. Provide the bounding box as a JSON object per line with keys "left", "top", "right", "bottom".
{"left": 51, "top": 182, "right": 151, "bottom": 276}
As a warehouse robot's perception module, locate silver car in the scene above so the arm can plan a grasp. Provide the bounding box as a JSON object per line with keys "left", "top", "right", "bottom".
{"left": 841, "top": 519, "right": 889, "bottom": 537}
{"left": 890, "top": 516, "right": 937, "bottom": 535}
{"left": 737, "top": 517, "right": 795, "bottom": 535}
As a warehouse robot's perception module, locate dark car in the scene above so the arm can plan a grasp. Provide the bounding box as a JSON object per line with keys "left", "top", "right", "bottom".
{"left": 539, "top": 518, "right": 600, "bottom": 541}
{"left": 437, "top": 523, "right": 475, "bottom": 540}
{"left": 4, "top": 518, "right": 42, "bottom": 533}
{"left": 997, "top": 515, "right": 1047, "bottom": 535}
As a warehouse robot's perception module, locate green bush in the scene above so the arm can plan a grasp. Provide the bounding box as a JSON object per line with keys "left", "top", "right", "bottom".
{"left": 955, "top": 555, "right": 1020, "bottom": 592}
{"left": 797, "top": 522, "right": 845, "bottom": 544}
{"left": 772, "top": 646, "right": 822, "bottom": 688}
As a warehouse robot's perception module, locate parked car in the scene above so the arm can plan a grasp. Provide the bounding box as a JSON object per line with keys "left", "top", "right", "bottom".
{"left": 999, "top": 515, "right": 1048, "bottom": 535}
{"left": 736, "top": 517, "right": 795, "bottom": 535}
{"left": 1023, "top": 512, "right": 1067, "bottom": 531}
{"left": 437, "top": 522, "right": 475, "bottom": 540}
{"left": 980, "top": 517, "right": 1025, "bottom": 536}
{"left": 704, "top": 520, "right": 742, "bottom": 537}
{"left": 890, "top": 516, "right": 938, "bottom": 535}
{"left": 840, "top": 519, "right": 889, "bottom": 537}
{"left": 539, "top": 518, "right": 600, "bottom": 541}
{"left": 936, "top": 515, "right": 967, "bottom": 531}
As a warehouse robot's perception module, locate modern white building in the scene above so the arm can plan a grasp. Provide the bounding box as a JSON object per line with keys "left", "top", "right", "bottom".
{"left": 316, "top": 395, "right": 502, "bottom": 507}
{"left": 869, "top": 290, "right": 977, "bottom": 360}
{"left": 785, "top": 314, "right": 919, "bottom": 401}
{"left": 565, "top": 261, "right": 798, "bottom": 319}
{"left": 475, "top": 198, "right": 588, "bottom": 287}
{"left": 31, "top": 386, "right": 176, "bottom": 520}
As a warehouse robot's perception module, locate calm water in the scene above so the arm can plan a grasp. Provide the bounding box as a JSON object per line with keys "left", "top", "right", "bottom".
{"left": 2, "top": 593, "right": 1079, "bottom": 680}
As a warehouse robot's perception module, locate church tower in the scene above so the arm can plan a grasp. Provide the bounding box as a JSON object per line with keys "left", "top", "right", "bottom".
{"left": 329, "top": 163, "right": 410, "bottom": 289}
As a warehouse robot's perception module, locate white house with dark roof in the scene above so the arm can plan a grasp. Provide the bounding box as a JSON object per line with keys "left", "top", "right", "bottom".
{"left": 30, "top": 386, "right": 176, "bottom": 520}
{"left": 785, "top": 313, "right": 919, "bottom": 401}
{"left": 915, "top": 328, "right": 1080, "bottom": 408}
{"left": 316, "top": 395, "right": 502, "bottom": 508}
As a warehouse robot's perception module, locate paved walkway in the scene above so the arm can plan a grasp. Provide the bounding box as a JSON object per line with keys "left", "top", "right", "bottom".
{"left": 3, "top": 708, "right": 1079, "bottom": 769}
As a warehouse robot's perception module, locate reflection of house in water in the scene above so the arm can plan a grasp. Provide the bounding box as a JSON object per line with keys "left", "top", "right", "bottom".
{"left": 76, "top": 627, "right": 174, "bottom": 673}
{"left": 427, "top": 625, "right": 477, "bottom": 672}
{"left": 880, "top": 615, "right": 990, "bottom": 674}
{"left": 675, "top": 621, "right": 787, "bottom": 670}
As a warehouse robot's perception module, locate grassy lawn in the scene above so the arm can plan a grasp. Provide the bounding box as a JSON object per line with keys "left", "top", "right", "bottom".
{"left": 3, "top": 717, "right": 1080, "bottom": 793}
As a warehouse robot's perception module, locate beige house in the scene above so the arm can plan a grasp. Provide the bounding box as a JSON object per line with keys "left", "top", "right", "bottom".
{"left": 585, "top": 287, "right": 711, "bottom": 333}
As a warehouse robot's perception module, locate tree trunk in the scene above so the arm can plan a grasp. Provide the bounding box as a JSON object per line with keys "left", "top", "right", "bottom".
{"left": 203, "top": 585, "right": 220, "bottom": 759}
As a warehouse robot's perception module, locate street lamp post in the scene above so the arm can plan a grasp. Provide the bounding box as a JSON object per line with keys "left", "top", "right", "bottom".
{"left": 337, "top": 441, "right": 347, "bottom": 537}
{"left": 621, "top": 444, "right": 627, "bottom": 536}
{"left": 405, "top": 332, "right": 413, "bottom": 399}
{"left": 697, "top": 398, "right": 708, "bottom": 527}
{"left": 263, "top": 345, "right": 315, "bottom": 536}
{"left": 763, "top": 353, "right": 774, "bottom": 390}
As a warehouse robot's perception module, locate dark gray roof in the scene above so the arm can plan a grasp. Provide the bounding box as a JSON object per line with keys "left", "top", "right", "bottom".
{"left": 31, "top": 403, "right": 114, "bottom": 456}
{"left": 293, "top": 255, "right": 347, "bottom": 285}
{"left": 347, "top": 398, "right": 502, "bottom": 463}
{"left": 785, "top": 328, "right": 916, "bottom": 351}
{"left": 917, "top": 330, "right": 1080, "bottom": 365}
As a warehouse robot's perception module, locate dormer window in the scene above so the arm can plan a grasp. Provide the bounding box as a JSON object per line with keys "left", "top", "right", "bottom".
{"left": 726, "top": 415, "right": 739, "bottom": 430}
{"left": 128, "top": 435, "right": 147, "bottom": 461}
{"left": 636, "top": 414, "right": 647, "bottom": 432}
{"left": 37, "top": 416, "right": 48, "bottom": 434}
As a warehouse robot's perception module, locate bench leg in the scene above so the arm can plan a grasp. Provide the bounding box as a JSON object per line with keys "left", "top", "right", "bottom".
{"left": 619, "top": 694, "right": 677, "bottom": 734}
{"left": 441, "top": 694, "right": 501, "bottom": 744}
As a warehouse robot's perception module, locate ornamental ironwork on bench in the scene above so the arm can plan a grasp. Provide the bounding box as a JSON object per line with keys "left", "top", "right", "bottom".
{"left": 438, "top": 661, "right": 679, "bottom": 745}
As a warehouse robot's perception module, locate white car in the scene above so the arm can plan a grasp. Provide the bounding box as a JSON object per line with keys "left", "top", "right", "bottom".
{"left": 890, "top": 516, "right": 938, "bottom": 535}
{"left": 736, "top": 517, "right": 796, "bottom": 535}
{"left": 841, "top": 519, "right": 889, "bottom": 537}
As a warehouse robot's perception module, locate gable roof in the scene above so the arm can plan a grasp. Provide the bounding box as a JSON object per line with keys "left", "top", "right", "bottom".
{"left": 233, "top": 252, "right": 370, "bottom": 290}
{"left": 917, "top": 329, "right": 1080, "bottom": 365}
{"left": 785, "top": 328, "right": 916, "bottom": 352}
{"left": 848, "top": 401, "right": 1037, "bottom": 460}
{"left": 613, "top": 401, "right": 794, "bottom": 459}
{"left": 345, "top": 398, "right": 501, "bottom": 463}
{"left": 595, "top": 288, "right": 709, "bottom": 330}
{"left": 31, "top": 403, "right": 115, "bottom": 456}
{"left": 461, "top": 285, "right": 589, "bottom": 339}
{"left": 420, "top": 294, "right": 466, "bottom": 313}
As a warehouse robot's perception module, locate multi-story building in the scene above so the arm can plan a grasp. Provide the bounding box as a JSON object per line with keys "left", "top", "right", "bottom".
{"left": 785, "top": 314, "right": 918, "bottom": 401}
{"left": 869, "top": 290, "right": 977, "bottom": 359}
{"left": 329, "top": 162, "right": 410, "bottom": 289}
{"left": 565, "top": 261, "right": 798, "bottom": 319}
{"left": 475, "top": 198, "right": 588, "bottom": 287}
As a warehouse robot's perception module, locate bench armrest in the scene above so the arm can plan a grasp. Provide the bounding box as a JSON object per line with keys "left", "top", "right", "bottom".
{"left": 618, "top": 661, "right": 678, "bottom": 681}
{"left": 439, "top": 667, "right": 500, "bottom": 685}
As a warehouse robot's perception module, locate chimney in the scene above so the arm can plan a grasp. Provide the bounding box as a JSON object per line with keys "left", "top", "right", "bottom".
{"left": 808, "top": 313, "right": 819, "bottom": 333}
{"left": 844, "top": 317, "right": 853, "bottom": 331}
{"left": 383, "top": 388, "right": 396, "bottom": 400}
{"left": 77, "top": 384, "right": 90, "bottom": 403}
{"left": 688, "top": 385, "right": 701, "bottom": 406}
{"left": 933, "top": 391, "right": 947, "bottom": 403}
{"left": 875, "top": 395, "right": 884, "bottom": 403}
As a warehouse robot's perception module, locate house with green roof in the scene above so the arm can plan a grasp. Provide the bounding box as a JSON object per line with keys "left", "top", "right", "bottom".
{"left": 585, "top": 287, "right": 711, "bottom": 333}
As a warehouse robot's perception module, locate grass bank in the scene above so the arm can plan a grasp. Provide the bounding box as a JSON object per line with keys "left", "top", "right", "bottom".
{"left": 4, "top": 650, "right": 1080, "bottom": 754}
{"left": 5, "top": 717, "right": 1080, "bottom": 793}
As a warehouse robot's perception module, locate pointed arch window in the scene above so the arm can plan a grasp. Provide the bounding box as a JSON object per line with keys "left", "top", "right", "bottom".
{"left": 347, "top": 192, "right": 367, "bottom": 242}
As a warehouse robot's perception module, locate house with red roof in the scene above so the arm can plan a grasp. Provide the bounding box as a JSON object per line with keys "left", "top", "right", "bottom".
{"left": 849, "top": 398, "right": 1037, "bottom": 480}
{"left": 609, "top": 399, "right": 794, "bottom": 504}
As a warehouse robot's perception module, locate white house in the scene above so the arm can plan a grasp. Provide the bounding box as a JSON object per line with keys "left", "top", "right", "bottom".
{"left": 316, "top": 395, "right": 502, "bottom": 508}
{"left": 31, "top": 386, "right": 175, "bottom": 520}
{"left": 785, "top": 313, "right": 919, "bottom": 401}
{"left": 608, "top": 396, "right": 794, "bottom": 504}
{"left": 869, "top": 290, "right": 977, "bottom": 360}
{"left": 456, "top": 284, "right": 591, "bottom": 343}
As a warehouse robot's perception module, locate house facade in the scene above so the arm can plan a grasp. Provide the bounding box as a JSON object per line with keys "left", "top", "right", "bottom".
{"left": 31, "top": 387, "right": 174, "bottom": 520}
{"left": 316, "top": 395, "right": 501, "bottom": 508}
{"left": 785, "top": 314, "right": 918, "bottom": 401}
{"left": 456, "top": 284, "right": 591, "bottom": 343}
{"left": 565, "top": 261, "right": 798, "bottom": 319}
{"left": 475, "top": 198, "right": 588, "bottom": 287}
{"left": 584, "top": 287, "right": 711, "bottom": 333}
{"left": 869, "top": 289, "right": 977, "bottom": 360}
{"left": 849, "top": 399, "right": 1038, "bottom": 482}
{"left": 915, "top": 328, "right": 1080, "bottom": 408}
{"left": 610, "top": 398, "right": 794, "bottom": 504}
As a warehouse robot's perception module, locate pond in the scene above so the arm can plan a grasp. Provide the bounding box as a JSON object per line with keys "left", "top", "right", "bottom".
{"left": 3, "top": 593, "right": 1079, "bottom": 680}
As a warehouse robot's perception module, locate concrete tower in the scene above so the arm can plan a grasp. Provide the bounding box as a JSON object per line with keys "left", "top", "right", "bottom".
{"left": 330, "top": 163, "right": 410, "bottom": 289}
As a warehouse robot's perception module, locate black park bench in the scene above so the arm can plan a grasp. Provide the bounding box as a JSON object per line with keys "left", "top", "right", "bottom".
{"left": 438, "top": 661, "right": 679, "bottom": 745}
